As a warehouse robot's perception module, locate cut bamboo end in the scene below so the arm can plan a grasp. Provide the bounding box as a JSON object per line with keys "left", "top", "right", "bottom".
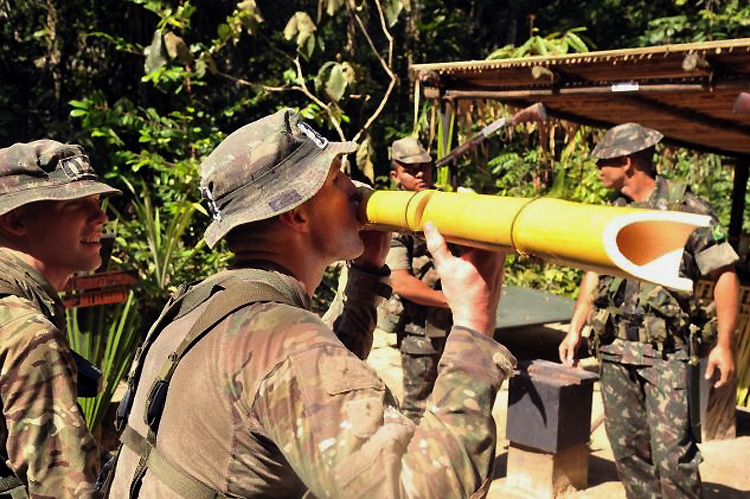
{"left": 604, "top": 211, "right": 712, "bottom": 292}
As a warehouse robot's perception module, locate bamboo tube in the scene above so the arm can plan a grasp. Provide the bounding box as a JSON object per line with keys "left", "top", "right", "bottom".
{"left": 360, "top": 189, "right": 712, "bottom": 292}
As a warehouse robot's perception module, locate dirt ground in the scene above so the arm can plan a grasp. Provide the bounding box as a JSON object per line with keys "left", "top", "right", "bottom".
{"left": 366, "top": 327, "right": 750, "bottom": 498}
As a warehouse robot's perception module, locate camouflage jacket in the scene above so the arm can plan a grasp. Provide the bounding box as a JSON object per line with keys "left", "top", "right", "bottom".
{"left": 110, "top": 263, "right": 516, "bottom": 498}
{"left": 591, "top": 176, "right": 738, "bottom": 364}
{"left": 0, "top": 248, "right": 99, "bottom": 497}
{"left": 378, "top": 233, "right": 452, "bottom": 353}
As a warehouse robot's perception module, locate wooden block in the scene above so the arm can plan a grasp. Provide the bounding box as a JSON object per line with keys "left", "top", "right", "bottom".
{"left": 506, "top": 442, "right": 589, "bottom": 498}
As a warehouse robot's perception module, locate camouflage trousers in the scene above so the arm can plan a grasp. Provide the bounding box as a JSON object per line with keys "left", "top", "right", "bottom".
{"left": 600, "top": 356, "right": 702, "bottom": 499}
{"left": 400, "top": 336, "right": 447, "bottom": 422}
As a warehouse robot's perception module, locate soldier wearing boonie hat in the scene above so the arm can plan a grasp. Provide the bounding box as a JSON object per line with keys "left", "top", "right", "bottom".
{"left": 379, "top": 135, "right": 454, "bottom": 422}
{"left": 108, "top": 108, "right": 516, "bottom": 498}
{"left": 561, "top": 122, "right": 739, "bottom": 498}
{"left": 200, "top": 110, "right": 358, "bottom": 247}
{"left": 0, "top": 140, "right": 119, "bottom": 498}
{"left": 591, "top": 122, "right": 663, "bottom": 160}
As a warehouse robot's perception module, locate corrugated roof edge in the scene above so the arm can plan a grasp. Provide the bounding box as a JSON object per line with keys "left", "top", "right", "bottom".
{"left": 411, "top": 38, "right": 750, "bottom": 75}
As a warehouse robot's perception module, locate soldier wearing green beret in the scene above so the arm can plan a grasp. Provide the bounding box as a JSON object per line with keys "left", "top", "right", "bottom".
{"left": 559, "top": 123, "right": 740, "bottom": 498}
{"left": 0, "top": 140, "right": 120, "bottom": 497}
{"left": 107, "top": 109, "right": 515, "bottom": 498}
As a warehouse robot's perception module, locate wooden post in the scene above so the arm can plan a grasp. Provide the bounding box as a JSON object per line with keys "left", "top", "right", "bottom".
{"left": 728, "top": 158, "right": 749, "bottom": 251}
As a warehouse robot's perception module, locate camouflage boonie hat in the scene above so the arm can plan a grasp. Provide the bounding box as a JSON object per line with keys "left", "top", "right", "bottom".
{"left": 200, "top": 108, "right": 358, "bottom": 248}
{"left": 389, "top": 137, "right": 431, "bottom": 164}
{"left": 0, "top": 140, "right": 121, "bottom": 216}
{"left": 592, "top": 123, "right": 663, "bottom": 159}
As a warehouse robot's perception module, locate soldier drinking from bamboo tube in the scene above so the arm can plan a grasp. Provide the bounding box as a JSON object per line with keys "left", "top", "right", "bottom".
{"left": 559, "top": 123, "right": 740, "bottom": 498}
{"left": 106, "top": 110, "right": 516, "bottom": 498}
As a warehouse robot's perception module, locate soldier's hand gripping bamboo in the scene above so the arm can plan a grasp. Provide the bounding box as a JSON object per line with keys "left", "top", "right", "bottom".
{"left": 359, "top": 189, "right": 712, "bottom": 292}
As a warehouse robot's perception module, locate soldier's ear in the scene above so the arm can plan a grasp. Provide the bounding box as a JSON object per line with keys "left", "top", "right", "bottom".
{"left": 0, "top": 208, "right": 29, "bottom": 239}
{"left": 278, "top": 205, "right": 310, "bottom": 233}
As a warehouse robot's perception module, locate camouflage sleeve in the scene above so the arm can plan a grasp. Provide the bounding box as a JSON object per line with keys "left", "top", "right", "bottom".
{"left": 0, "top": 299, "right": 99, "bottom": 497}
{"left": 251, "top": 324, "right": 516, "bottom": 498}
{"left": 385, "top": 233, "right": 411, "bottom": 271}
{"left": 681, "top": 194, "right": 739, "bottom": 275}
{"left": 322, "top": 264, "right": 391, "bottom": 360}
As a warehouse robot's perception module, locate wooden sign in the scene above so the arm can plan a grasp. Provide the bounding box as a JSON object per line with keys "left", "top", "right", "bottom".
{"left": 63, "top": 270, "right": 138, "bottom": 292}
{"left": 62, "top": 270, "right": 139, "bottom": 309}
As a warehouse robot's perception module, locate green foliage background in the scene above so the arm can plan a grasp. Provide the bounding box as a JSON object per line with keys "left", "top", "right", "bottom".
{"left": 2, "top": 0, "right": 750, "bottom": 426}
{"left": 2, "top": 0, "right": 748, "bottom": 304}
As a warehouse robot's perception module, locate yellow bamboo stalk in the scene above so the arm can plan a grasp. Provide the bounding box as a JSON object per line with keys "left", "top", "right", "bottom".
{"left": 360, "top": 189, "right": 712, "bottom": 292}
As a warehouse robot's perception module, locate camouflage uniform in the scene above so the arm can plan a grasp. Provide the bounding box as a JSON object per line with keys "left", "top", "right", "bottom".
{"left": 0, "top": 250, "right": 100, "bottom": 498}
{"left": 377, "top": 136, "right": 452, "bottom": 422}
{"left": 0, "top": 140, "right": 119, "bottom": 497}
{"left": 108, "top": 110, "right": 517, "bottom": 498}
{"left": 587, "top": 124, "right": 738, "bottom": 499}
{"left": 382, "top": 234, "right": 452, "bottom": 422}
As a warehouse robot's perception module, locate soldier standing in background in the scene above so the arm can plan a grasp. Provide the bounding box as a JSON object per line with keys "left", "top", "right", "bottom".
{"left": 107, "top": 110, "right": 516, "bottom": 497}
{"left": 0, "top": 141, "right": 120, "bottom": 497}
{"left": 559, "top": 123, "right": 740, "bottom": 498}
{"left": 377, "top": 137, "right": 459, "bottom": 422}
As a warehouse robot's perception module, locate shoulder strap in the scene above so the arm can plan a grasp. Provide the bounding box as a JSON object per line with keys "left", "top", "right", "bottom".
{"left": 144, "top": 280, "right": 293, "bottom": 432}
{"left": 118, "top": 272, "right": 297, "bottom": 499}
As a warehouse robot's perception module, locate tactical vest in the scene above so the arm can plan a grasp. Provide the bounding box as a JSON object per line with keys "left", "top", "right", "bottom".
{"left": 378, "top": 235, "right": 452, "bottom": 354}
{"left": 588, "top": 181, "right": 718, "bottom": 356}
{"left": 101, "top": 269, "right": 300, "bottom": 498}
{"left": 0, "top": 260, "right": 101, "bottom": 498}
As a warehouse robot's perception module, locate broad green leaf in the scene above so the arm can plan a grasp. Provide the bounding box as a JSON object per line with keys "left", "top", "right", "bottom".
{"left": 325, "top": 63, "right": 347, "bottom": 101}
{"left": 325, "top": 0, "right": 345, "bottom": 17}
{"left": 195, "top": 58, "right": 206, "bottom": 78}
{"left": 283, "top": 14, "right": 298, "bottom": 41}
{"left": 301, "top": 33, "right": 316, "bottom": 59}
{"left": 237, "top": 0, "right": 264, "bottom": 35}
{"left": 285, "top": 12, "right": 317, "bottom": 57}
{"left": 143, "top": 30, "right": 168, "bottom": 74}
{"left": 356, "top": 136, "right": 375, "bottom": 182}
{"left": 341, "top": 62, "right": 356, "bottom": 85}
{"left": 163, "top": 32, "right": 194, "bottom": 64}
{"left": 315, "top": 61, "right": 337, "bottom": 92}
{"left": 218, "top": 23, "right": 232, "bottom": 42}
{"left": 382, "top": 0, "right": 403, "bottom": 28}
{"left": 295, "top": 12, "right": 316, "bottom": 41}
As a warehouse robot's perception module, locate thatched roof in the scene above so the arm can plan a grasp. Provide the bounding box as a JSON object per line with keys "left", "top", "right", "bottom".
{"left": 412, "top": 39, "right": 750, "bottom": 158}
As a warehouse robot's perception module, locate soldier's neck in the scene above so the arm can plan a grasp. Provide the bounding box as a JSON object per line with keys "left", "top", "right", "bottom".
{"left": 621, "top": 174, "right": 656, "bottom": 204}
{"left": 232, "top": 248, "right": 325, "bottom": 298}
{"left": 0, "top": 247, "right": 69, "bottom": 291}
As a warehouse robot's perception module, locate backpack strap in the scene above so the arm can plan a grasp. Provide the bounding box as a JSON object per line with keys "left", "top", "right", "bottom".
{"left": 118, "top": 271, "right": 299, "bottom": 499}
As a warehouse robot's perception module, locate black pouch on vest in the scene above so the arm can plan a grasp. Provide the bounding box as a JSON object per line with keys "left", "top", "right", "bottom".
{"left": 72, "top": 350, "right": 102, "bottom": 398}
{"left": 146, "top": 380, "right": 169, "bottom": 433}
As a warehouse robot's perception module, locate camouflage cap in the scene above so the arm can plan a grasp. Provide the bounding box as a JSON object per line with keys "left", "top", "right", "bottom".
{"left": 200, "top": 108, "right": 358, "bottom": 248}
{"left": 592, "top": 123, "right": 663, "bottom": 159}
{"left": 0, "top": 140, "right": 121, "bottom": 216}
{"left": 389, "top": 136, "right": 431, "bottom": 164}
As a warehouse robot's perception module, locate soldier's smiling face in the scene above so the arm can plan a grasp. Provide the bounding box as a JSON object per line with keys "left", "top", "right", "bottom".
{"left": 20, "top": 195, "right": 107, "bottom": 285}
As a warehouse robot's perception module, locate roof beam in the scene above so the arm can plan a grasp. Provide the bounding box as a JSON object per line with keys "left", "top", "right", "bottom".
{"left": 502, "top": 100, "right": 750, "bottom": 160}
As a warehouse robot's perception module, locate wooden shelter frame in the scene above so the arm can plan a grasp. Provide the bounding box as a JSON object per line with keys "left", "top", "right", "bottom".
{"left": 412, "top": 38, "right": 750, "bottom": 250}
